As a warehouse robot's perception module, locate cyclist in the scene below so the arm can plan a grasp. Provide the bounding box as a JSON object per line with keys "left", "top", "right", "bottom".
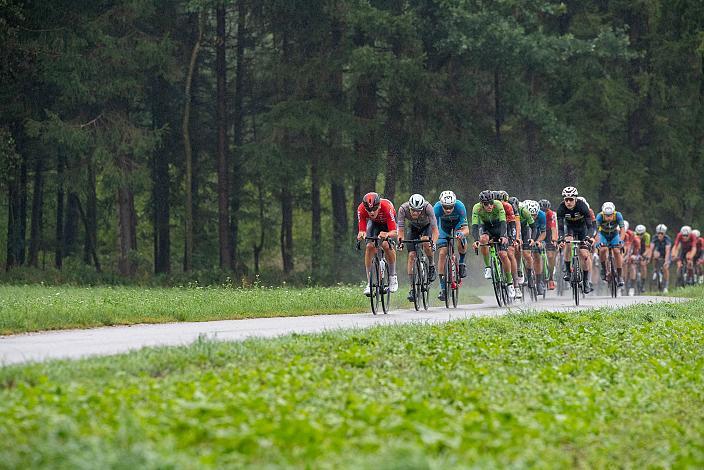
{"left": 694, "top": 229, "right": 704, "bottom": 283}
{"left": 498, "top": 191, "right": 522, "bottom": 298}
{"left": 621, "top": 220, "right": 640, "bottom": 293}
{"left": 595, "top": 202, "right": 625, "bottom": 287}
{"left": 539, "top": 199, "right": 558, "bottom": 290}
{"left": 356, "top": 192, "right": 398, "bottom": 295}
{"left": 397, "top": 193, "right": 439, "bottom": 302}
{"left": 635, "top": 224, "right": 651, "bottom": 293}
{"left": 673, "top": 225, "right": 698, "bottom": 284}
{"left": 510, "top": 196, "right": 534, "bottom": 287}
{"left": 525, "top": 200, "right": 547, "bottom": 295}
{"left": 472, "top": 190, "right": 515, "bottom": 298}
{"left": 434, "top": 190, "right": 469, "bottom": 302}
{"left": 650, "top": 224, "right": 672, "bottom": 293}
{"left": 557, "top": 186, "right": 595, "bottom": 293}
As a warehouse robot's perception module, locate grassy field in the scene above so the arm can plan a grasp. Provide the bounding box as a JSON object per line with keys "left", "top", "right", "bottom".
{"left": 1, "top": 298, "right": 702, "bottom": 468}
{"left": 0, "top": 284, "right": 482, "bottom": 335}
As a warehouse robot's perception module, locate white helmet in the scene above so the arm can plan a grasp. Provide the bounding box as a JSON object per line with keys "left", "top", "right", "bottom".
{"left": 635, "top": 224, "right": 646, "bottom": 235}
{"left": 562, "top": 186, "right": 578, "bottom": 198}
{"left": 694, "top": 229, "right": 701, "bottom": 238}
{"left": 602, "top": 202, "right": 615, "bottom": 216}
{"left": 439, "top": 190, "right": 456, "bottom": 207}
{"left": 656, "top": 224, "right": 667, "bottom": 234}
{"left": 525, "top": 200, "right": 540, "bottom": 216}
{"left": 577, "top": 196, "right": 589, "bottom": 209}
{"left": 408, "top": 193, "right": 426, "bottom": 211}
{"left": 681, "top": 225, "right": 692, "bottom": 236}
{"left": 623, "top": 220, "right": 630, "bottom": 231}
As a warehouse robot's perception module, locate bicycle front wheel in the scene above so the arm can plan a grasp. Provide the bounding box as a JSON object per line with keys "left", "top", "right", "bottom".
{"left": 491, "top": 255, "right": 503, "bottom": 307}
{"left": 380, "top": 260, "right": 390, "bottom": 314}
{"left": 571, "top": 255, "right": 580, "bottom": 306}
{"left": 369, "top": 261, "right": 380, "bottom": 315}
{"left": 420, "top": 259, "right": 429, "bottom": 310}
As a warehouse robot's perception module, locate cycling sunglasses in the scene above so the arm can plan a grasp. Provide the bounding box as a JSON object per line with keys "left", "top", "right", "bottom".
{"left": 563, "top": 197, "right": 575, "bottom": 203}
{"left": 365, "top": 205, "right": 380, "bottom": 213}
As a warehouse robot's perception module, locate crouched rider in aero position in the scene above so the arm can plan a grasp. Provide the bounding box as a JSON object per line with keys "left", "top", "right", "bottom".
{"left": 356, "top": 192, "right": 398, "bottom": 295}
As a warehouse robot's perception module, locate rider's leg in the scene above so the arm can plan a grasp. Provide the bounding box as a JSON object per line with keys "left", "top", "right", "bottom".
{"left": 599, "top": 246, "right": 608, "bottom": 278}
{"left": 508, "top": 246, "right": 518, "bottom": 285}
{"left": 438, "top": 246, "right": 448, "bottom": 292}
{"left": 480, "top": 234, "right": 490, "bottom": 267}
{"left": 382, "top": 240, "right": 397, "bottom": 276}
{"left": 547, "top": 249, "right": 556, "bottom": 281}
{"left": 364, "top": 244, "right": 375, "bottom": 276}
{"left": 498, "top": 248, "right": 513, "bottom": 283}
{"left": 407, "top": 251, "right": 416, "bottom": 285}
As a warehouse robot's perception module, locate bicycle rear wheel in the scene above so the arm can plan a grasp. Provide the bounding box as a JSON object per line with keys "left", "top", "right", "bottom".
{"left": 369, "top": 261, "right": 380, "bottom": 315}
{"left": 380, "top": 260, "right": 390, "bottom": 314}
{"left": 419, "top": 257, "right": 429, "bottom": 310}
{"left": 411, "top": 264, "right": 420, "bottom": 312}
{"left": 451, "top": 258, "right": 459, "bottom": 308}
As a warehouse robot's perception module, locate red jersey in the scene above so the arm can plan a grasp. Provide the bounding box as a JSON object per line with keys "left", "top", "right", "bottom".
{"left": 357, "top": 198, "right": 397, "bottom": 232}
{"left": 501, "top": 201, "right": 515, "bottom": 223}
{"left": 545, "top": 209, "right": 557, "bottom": 231}
{"left": 623, "top": 229, "right": 640, "bottom": 253}
{"left": 674, "top": 233, "right": 697, "bottom": 252}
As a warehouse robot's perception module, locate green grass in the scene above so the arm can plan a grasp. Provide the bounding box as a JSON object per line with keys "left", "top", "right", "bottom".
{"left": 0, "top": 285, "right": 483, "bottom": 335}
{"left": 1, "top": 299, "right": 703, "bottom": 468}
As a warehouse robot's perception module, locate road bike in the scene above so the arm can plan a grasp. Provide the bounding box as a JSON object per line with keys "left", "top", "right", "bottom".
{"left": 400, "top": 238, "right": 433, "bottom": 311}
{"left": 357, "top": 236, "right": 393, "bottom": 315}
{"left": 650, "top": 257, "right": 665, "bottom": 292}
{"left": 441, "top": 230, "right": 464, "bottom": 308}
{"left": 478, "top": 240, "right": 510, "bottom": 307}
{"left": 563, "top": 239, "right": 589, "bottom": 306}
{"left": 556, "top": 248, "right": 567, "bottom": 296}
{"left": 603, "top": 245, "right": 619, "bottom": 298}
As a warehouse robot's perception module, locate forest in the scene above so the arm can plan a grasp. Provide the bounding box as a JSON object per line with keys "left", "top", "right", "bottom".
{"left": 1, "top": 0, "right": 703, "bottom": 284}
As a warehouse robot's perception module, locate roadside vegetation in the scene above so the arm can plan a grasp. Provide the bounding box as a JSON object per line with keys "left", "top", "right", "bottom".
{"left": 0, "top": 284, "right": 482, "bottom": 335}
{"left": 1, "top": 297, "right": 702, "bottom": 468}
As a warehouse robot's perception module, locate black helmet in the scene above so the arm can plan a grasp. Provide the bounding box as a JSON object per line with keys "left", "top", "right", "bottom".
{"left": 538, "top": 199, "right": 551, "bottom": 211}
{"left": 479, "top": 190, "right": 494, "bottom": 203}
{"left": 508, "top": 196, "right": 520, "bottom": 211}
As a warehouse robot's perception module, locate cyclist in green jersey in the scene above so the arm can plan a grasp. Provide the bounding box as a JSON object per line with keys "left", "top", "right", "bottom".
{"left": 635, "top": 224, "right": 651, "bottom": 293}
{"left": 471, "top": 190, "right": 514, "bottom": 298}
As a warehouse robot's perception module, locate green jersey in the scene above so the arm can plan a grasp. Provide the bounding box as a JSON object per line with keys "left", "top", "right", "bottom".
{"left": 471, "top": 200, "right": 507, "bottom": 240}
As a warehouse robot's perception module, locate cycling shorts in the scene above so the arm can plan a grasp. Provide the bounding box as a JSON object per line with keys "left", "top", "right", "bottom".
{"left": 480, "top": 225, "right": 508, "bottom": 251}
{"left": 598, "top": 232, "right": 621, "bottom": 248}
{"left": 437, "top": 225, "right": 466, "bottom": 248}
{"left": 365, "top": 220, "right": 391, "bottom": 242}
{"left": 405, "top": 224, "right": 432, "bottom": 253}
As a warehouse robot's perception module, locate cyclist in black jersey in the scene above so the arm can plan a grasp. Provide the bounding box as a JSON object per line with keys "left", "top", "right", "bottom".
{"left": 556, "top": 186, "right": 595, "bottom": 293}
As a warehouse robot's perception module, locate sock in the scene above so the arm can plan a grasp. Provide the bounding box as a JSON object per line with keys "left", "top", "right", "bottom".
{"left": 565, "top": 261, "right": 570, "bottom": 272}
{"left": 617, "top": 268, "right": 622, "bottom": 277}
{"left": 408, "top": 274, "right": 414, "bottom": 285}
{"left": 439, "top": 275, "right": 446, "bottom": 290}
{"left": 483, "top": 254, "right": 490, "bottom": 267}
{"left": 459, "top": 253, "right": 466, "bottom": 264}
{"left": 506, "top": 271, "right": 513, "bottom": 284}
{"left": 389, "top": 262, "right": 396, "bottom": 276}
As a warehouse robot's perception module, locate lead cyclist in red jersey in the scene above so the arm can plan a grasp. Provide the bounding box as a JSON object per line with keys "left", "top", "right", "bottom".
{"left": 357, "top": 192, "right": 398, "bottom": 295}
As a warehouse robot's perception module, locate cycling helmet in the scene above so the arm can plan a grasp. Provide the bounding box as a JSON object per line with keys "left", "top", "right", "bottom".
{"left": 693, "top": 229, "right": 701, "bottom": 238}
{"left": 681, "top": 225, "right": 692, "bottom": 236}
{"left": 526, "top": 200, "right": 540, "bottom": 216}
{"left": 439, "top": 190, "right": 456, "bottom": 207}
{"left": 498, "top": 190, "right": 509, "bottom": 202}
{"left": 491, "top": 190, "right": 502, "bottom": 201}
{"left": 577, "top": 196, "right": 590, "bottom": 209}
{"left": 656, "top": 224, "right": 667, "bottom": 234}
{"left": 479, "top": 190, "right": 494, "bottom": 204}
{"left": 408, "top": 193, "right": 426, "bottom": 211}
{"left": 635, "top": 224, "right": 646, "bottom": 235}
{"left": 601, "top": 202, "right": 615, "bottom": 216}
{"left": 562, "top": 186, "right": 578, "bottom": 198}
{"left": 623, "top": 220, "right": 630, "bottom": 231}
{"left": 538, "top": 199, "right": 551, "bottom": 211}
{"left": 363, "top": 192, "right": 380, "bottom": 210}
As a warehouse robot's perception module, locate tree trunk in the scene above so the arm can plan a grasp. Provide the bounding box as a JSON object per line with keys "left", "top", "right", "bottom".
{"left": 117, "top": 153, "right": 137, "bottom": 277}
{"left": 55, "top": 150, "right": 65, "bottom": 269}
{"left": 28, "top": 155, "right": 44, "bottom": 267}
{"left": 494, "top": 68, "right": 502, "bottom": 146}
{"left": 182, "top": 12, "right": 203, "bottom": 272}
{"left": 5, "top": 155, "right": 22, "bottom": 270}
{"left": 75, "top": 195, "right": 101, "bottom": 272}
{"left": 253, "top": 178, "right": 265, "bottom": 275}
{"left": 18, "top": 152, "right": 27, "bottom": 265}
{"left": 280, "top": 187, "right": 294, "bottom": 274}
{"left": 84, "top": 160, "right": 98, "bottom": 267}
{"left": 63, "top": 192, "right": 80, "bottom": 257}
{"left": 352, "top": 178, "right": 361, "bottom": 231}
{"left": 311, "top": 151, "right": 321, "bottom": 278}
{"left": 216, "top": 1, "right": 231, "bottom": 269}
{"left": 331, "top": 181, "right": 348, "bottom": 251}
{"left": 411, "top": 146, "right": 427, "bottom": 195}
{"left": 230, "top": 0, "right": 247, "bottom": 272}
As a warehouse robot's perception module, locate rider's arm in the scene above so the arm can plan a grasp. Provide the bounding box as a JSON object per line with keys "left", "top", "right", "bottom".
{"left": 556, "top": 205, "right": 566, "bottom": 239}
{"left": 470, "top": 203, "right": 481, "bottom": 241}
{"left": 497, "top": 203, "right": 507, "bottom": 238}
{"left": 383, "top": 203, "right": 398, "bottom": 239}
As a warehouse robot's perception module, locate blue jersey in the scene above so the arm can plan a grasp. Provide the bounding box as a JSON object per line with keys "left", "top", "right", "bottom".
{"left": 433, "top": 201, "right": 468, "bottom": 233}
{"left": 596, "top": 211, "right": 624, "bottom": 235}
{"left": 534, "top": 210, "right": 546, "bottom": 234}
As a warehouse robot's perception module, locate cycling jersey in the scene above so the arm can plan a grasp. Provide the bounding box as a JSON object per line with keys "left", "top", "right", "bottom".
{"left": 357, "top": 198, "right": 397, "bottom": 232}
{"left": 397, "top": 202, "right": 438, "bottom": 231}
{"left": 651, "top": 234, "right": 672, "bottom": 254}
{"left": 638, "top": 232, "right": 651, "bottom": 255}
{"left": 674, "top": 233, "right": 697, "bottom": 253}
{"left": 533, "top": 210, "right": 546, "bottom": 235}
{"left": 501, "top": 201, "right": 515, "bottom": 223}
{"left": 471, "top": 200, "right": 507, "bottom": 241}
{"left": 557, "top": 199, "right": 594, "bottom": 239}
{"left": 596, "top": 211, "right": 624, "bottom": 234}
{"left": 544, "top": 209, "right": 557, "bottom": 239}
{"left": 623, "top": 230, "right": 641, "bottom": 255}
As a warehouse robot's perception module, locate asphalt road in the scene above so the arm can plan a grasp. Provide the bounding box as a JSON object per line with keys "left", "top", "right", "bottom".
{"left": 0, "top": 293, "right": 684, "bottom": 365}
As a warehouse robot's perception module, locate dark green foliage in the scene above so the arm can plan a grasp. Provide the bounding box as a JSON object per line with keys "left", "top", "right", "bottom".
{"left": 1, "top": 0, "right": 702, "bottom": 284}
